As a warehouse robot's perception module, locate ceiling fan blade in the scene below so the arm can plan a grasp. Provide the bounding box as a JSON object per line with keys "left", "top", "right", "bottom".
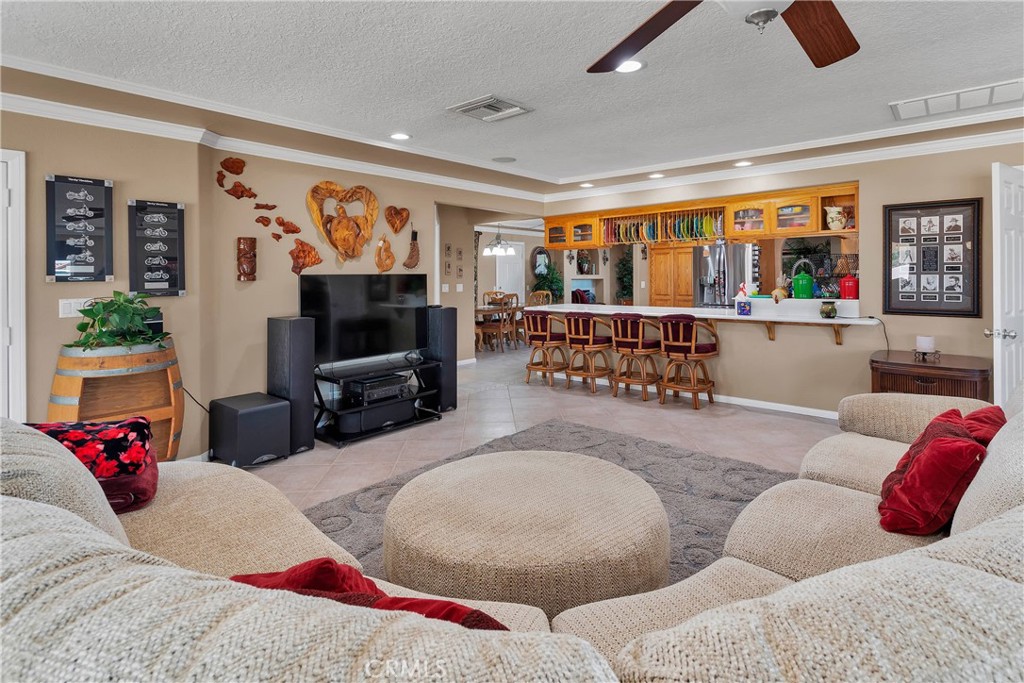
{"left": 587, "top": 1, "right": 703, "bottom": 73}
{"left": 781, "top": 1, "right": 860, "bottom": 68}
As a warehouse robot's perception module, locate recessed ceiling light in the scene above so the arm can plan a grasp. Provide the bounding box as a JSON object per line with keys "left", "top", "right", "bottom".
{"left": 649, "top": 173, "right": 665, "bottom": 179}
{"left": 580, "top": 183, "right": 594, "bottom": 188}
{"left": 734, "top": 160, "right": 753, "bottom": 167}
{"left": 615, "top": 60, "right": 644, "bottom": 73}
{"left": 492, "top": 156, "right": 517, "bottom": 163}
{"left": 390, "top": 132, "right": 411, "bottom": 141}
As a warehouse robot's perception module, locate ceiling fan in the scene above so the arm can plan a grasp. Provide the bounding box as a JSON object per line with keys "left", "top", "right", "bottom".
{"left": 588, "top": 0, "right": 860, "bottom": 73}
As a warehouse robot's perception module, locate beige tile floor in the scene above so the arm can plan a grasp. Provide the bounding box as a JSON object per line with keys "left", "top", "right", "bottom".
{"left": 250, "top": 346, "right": 841, "bottom": 510}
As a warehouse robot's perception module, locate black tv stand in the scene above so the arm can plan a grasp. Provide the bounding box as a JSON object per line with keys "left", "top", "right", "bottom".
{"left": 313, "top": 358, "right": 442, "bottom": 447}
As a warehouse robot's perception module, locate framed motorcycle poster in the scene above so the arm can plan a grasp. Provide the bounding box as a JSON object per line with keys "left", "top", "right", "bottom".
{"left": 128, "top": 200, "right": 186, "bottom": 297}
{"left": 45, "top": 174, "right": 114, "bottom": 282}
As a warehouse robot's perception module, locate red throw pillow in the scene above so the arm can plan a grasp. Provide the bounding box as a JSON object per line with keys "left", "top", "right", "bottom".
{"left": 880, "top": 409, "right": 964, "bottom": 500}
{"left": 29, "top": 417, "right": 158, "bottom": 513}
{"left": 232, "top": 557, "right": 508, "bottom": 631}
{"left": 878, "top": 435, "right": 986, "bottom": 535}
{"left": 962, "top": 405, "right": 1007, "bottom": 446}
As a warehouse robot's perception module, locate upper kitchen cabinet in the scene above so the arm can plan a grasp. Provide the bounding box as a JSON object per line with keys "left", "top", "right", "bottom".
{"left": 819, "top": 185, "right": 859, "bottom": 232}
{"left": 771, "top": 196, "right": 820, "bottom": 236}
{"left": 546, "top": 214, "right": 602, "bottom": 249}
{"left": 725, "top": 201, "right": 771, "bottom": 238}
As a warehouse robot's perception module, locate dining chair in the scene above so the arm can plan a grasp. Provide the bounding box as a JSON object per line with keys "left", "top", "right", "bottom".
{"left": 527, "top": 290, "right": 553, "bottom": 306}
{"left": 479, "top": 296, "right": 517, "bottom": 352}
{"left": 482, "top": 290, "right": 506, "bottom": 306}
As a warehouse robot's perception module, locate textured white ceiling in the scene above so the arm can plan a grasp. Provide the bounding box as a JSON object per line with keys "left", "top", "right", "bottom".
{"left": 2, "top": 1, "right": 1022, "bottom": 183}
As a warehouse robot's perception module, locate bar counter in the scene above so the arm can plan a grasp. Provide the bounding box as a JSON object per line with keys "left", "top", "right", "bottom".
{"left": 531, "top": 300, "right": 879, "bottom": 346}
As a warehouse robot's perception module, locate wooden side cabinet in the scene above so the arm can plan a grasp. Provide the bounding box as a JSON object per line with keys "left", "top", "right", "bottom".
{"left": 649, "top": 245, "right": 693, "bottom": 307}
{"left": 869, "top": 350, "right": 992, "bottom": 401}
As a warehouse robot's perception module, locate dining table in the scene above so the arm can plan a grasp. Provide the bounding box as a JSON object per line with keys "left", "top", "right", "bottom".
{"left": 474, "top": 303, "right": 526, "bottom": 351}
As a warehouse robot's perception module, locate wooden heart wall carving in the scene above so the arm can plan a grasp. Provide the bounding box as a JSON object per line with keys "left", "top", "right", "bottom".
{"left": 306, "top": 181, "right": 380, "bottom": 262}
{"left": 385, "top": 206, "right": 410, "bottom": 234}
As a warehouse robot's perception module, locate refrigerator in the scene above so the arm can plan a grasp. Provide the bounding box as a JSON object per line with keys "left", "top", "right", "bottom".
{"left": 693, "top": 241, "right": 761, "bottom": 308}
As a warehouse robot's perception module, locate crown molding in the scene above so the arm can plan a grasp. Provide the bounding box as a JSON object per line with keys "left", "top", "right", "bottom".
{"left": 0, "top": 93, "right": 545, "bottom": 202}
{"left": 3, "top": 92, "right": 1021, "bottom": 207}
{"left": 544, "top": 128, "right": 1024, "bottom": 202}
{"left": 0, "top": 55, "right": 561, "bottom": 184}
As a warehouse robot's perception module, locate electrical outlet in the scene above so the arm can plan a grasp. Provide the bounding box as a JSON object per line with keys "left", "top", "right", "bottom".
{"left": 59, "top": 298, "right": 88, "bottom": 318}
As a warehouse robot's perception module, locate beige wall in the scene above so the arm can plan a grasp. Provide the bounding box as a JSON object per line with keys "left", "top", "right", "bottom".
{"left": 547, "top": 144, "right": 1024, "bottom": 409}
{"left": 3, "top": 111, "right": 540, "bottom": 456}
{"left": 436, "top": 205, "right": 481, "bottom": 360}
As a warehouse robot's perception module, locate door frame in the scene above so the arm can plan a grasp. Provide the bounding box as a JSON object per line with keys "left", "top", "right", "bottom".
{"left": 1, "top": 149, "right": 27, "bottom": 421}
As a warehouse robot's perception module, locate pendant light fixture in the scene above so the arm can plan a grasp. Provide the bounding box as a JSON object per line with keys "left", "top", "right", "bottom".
{"left": 482, "top": 229, "right": 515, "bottom": 257}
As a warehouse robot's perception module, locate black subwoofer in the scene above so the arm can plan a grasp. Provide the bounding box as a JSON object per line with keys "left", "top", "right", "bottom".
{"left": 267, "top": 316, "right": 315, "bottom": 453}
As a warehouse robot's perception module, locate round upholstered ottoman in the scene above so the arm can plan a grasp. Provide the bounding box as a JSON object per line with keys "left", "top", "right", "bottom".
{"left": 383, "top": 450, "right": 670, "bottom": 617}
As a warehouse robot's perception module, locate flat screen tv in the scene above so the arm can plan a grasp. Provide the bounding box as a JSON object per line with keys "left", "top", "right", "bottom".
{"left": 300, "top": 274, "right": 428, "bottom": 364}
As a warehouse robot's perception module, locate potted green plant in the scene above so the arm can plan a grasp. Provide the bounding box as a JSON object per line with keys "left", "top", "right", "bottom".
{"left": 49, "top": 291, "right": 184, "bottom": 461}
{"left": 615, "top": 254, "right": 634, "bottom": 305}
{"left": 68, "top": 291, "right": 168, "bottom": 349}
{"left": 532, "top": 263, "right": 564, "bottom": 302}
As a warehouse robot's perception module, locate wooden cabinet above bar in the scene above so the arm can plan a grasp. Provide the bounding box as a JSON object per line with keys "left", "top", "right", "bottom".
{"left": 544, "top": 182, "right": 858, "bottom": 249}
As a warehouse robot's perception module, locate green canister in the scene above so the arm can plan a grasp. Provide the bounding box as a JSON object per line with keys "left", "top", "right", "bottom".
{"left": 792, "top": 272, "right": 814, "bottom": 299}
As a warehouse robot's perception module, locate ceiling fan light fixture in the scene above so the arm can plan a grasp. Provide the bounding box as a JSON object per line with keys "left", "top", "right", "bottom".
{"left": 615, "top": 60, "right": 645, "bottom": 73}
{"left": 744, "top": 7, "right": 779, "bottom": 33}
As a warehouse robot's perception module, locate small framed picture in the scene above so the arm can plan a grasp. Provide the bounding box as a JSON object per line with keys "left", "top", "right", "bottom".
{"left": 898, "top": 217, "right": 917, "bottom": 235}
{"left": 884, "top": 197, "right": 980, "bottom": 317}
{"left": 444, "top": 260, "right": 452, "bottom": 277}
{"left": 920, "top": 216, "right": 940, "bottom": 234}
{"left": 457, "top": 265, "right": 464, "bottom": 279}
{"left": 456, "top": 247, "right": 463, "bottom": 261}
{"left": 444, "top": 243, "right": 452, "bottom": 259}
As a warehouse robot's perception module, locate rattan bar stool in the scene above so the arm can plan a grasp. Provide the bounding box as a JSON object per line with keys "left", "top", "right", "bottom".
{"left": 524, "top": 310, "right": 569, "bottom": 386}
{"left": 656, "top": 314, "right": 720, "bottom": 409}
{"left": 609, "top": 313, "right": 661, "bottom": 401}
{"left": 564, "top": 312, "right": 613, "bottom": 393}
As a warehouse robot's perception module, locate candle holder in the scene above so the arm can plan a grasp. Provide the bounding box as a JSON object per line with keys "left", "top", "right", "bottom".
{"left": 914, "top": 350, "right": 942, "bottom": 363}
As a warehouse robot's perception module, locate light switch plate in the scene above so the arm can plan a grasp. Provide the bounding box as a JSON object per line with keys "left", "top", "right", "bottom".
{"left": 640, "top": 281, "right": 646, "bottom": 289}
{"left": 456, "top": 284, "right": 464, "bottom": 292}
{"left": 59, "top": 298, "right": 89, "bottom": 318}
{"left": 441, "top": 284, "right": 450, "bottom": 293}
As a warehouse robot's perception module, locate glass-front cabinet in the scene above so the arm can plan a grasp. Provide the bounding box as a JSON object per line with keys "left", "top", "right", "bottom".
{"left": 771, "top": 196, "right": 820, "bottom": 235}
{"left": 725, "top": 201, "right": 771, "bottom": 237}
{"left": 546, "top": 214, "right": 602, "bottom": 249}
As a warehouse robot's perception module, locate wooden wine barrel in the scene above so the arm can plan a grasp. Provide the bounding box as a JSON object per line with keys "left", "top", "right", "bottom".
{"left": 47, "top": 338, "right": 185, "bottom": 461}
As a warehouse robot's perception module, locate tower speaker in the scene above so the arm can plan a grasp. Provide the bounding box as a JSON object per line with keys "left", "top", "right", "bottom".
{"left": 267, "top": 316, "right": 315, "bottom": 453}
{"left": 423, "top": 306, "right": 457, "bottom": 412}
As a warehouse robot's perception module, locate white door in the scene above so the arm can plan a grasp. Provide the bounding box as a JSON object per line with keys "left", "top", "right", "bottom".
{"left": 1, "top": 149, "right": 27, "bottom": 421}
{"left": 495, "top": 242, "right": 525, "bottom": 302}
{"left": 990, "top": 162, "right": 1024, "bottom": 405}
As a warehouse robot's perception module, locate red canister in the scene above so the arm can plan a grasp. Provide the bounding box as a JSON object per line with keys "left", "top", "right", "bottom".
{"left": 840, "top": 274, "right": 859, "bottom": 300}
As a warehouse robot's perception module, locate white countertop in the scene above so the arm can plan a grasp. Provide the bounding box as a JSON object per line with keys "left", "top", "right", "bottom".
{"left": 532, "top": 300, "right": 880, "bottom": 327}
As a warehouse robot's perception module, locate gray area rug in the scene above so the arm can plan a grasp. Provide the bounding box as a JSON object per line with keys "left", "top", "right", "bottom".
{"left": 305, "top": 419, "right": 794, "bottom": 584}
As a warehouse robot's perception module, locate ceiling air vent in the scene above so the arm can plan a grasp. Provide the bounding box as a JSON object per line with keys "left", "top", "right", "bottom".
{"left": 447, "top": 95, "right": 532, "bottom": 123}
{"left": 889, "top": 79, "right": 1024, "bottom": 121}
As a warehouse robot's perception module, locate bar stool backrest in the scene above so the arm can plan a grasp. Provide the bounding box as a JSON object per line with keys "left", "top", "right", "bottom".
{"left": 659, "top": 314, "right": 711, "bottom": 356}
{"left": 611, "top": 313, "right": 654, "bottom": 352}
{"left": 524, "top": 310, "right": 555, "bottom": 343}
{"left": 565, "top": 312, "right": 601, "bottom": 346}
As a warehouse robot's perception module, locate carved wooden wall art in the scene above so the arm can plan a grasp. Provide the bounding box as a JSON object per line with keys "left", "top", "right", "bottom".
{"left": 255, "top": 216, "right": 271, "bottom": 227}
{"left": 375, "top": 234, "right": 396, "bottom": 273}
{"left": 271, "top": 233, "right": 282, "bottom": 241}
{"left": 289, "top": 238, "right": 322, "bottom": 275}
{"left": 216, "top": 171, "right": 226, "bottom": 188}
{"left": 225, "top": 182, "right": 257, "bottom": 199}
{"left": 275, "top": 216, "right": 301, "bottom": 234}
{"left": 220, "top": 157, "right": 246, "bottom": 175}
{"left": 306, "top": 181, "right": 379, "bottom": 262}
{"left": 237, "top": 237, "right": 257, "bottom": 281}
{"left": 254, "top": 203, "right": 277, "bottom": 211}
{"left": 403, "top": 229, "right": 420, "bottom": 270}
{"left": 385, "top": 206, "right": 410, "bottom": 234}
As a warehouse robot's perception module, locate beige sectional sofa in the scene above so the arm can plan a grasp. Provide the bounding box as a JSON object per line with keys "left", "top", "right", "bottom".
{"left": 2, "top": 390, "right": 1022, "bottom": 681}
